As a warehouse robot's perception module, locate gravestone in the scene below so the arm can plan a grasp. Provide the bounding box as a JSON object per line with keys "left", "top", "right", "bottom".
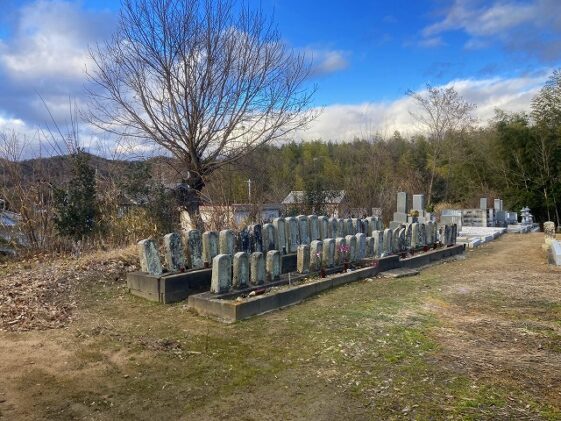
{"left": 480, "top": 197, "right": 488, "bottom": 209}
{"left": 366, "top": 236, "right": 374, "bottom": 257}
{"left": 345, "top": 235, "right": 357, "bottom": 262}
{"left": 544, "top": 221, "right": 556, "bottom": 241}
{"left": 308, "top": 215, "right": 320, "bottom": 241}
{"left": 361, "top": 220, "right": 369, "bottom": 236}
{"left": 210, "top": 254, "right": 232, "bottom": 294}
{"left": 412, "top": 194, "right": 424, "bottom": 213}
{"left": 419, "top": 223, "right": 427, "bottom": 247}
{"left": 285, "top": 217, "right": 300, "bottom": 253}
{"left": 262, "top": 223, "right": 276, "bottom": 253}
{"left": 352, "top": 218, "right": 361, "bottom": 234}
{"left": 202, "top": 231, "right": 219, "bottom": 266}
{"left": 335, "top": 237, "right": 347, "bottom": 265}
{"left": 398, "top": 228, "right": 407, "bottom": 251}
{"left": 318, "top": 216, "right": 329, "bottom": 240}
{"left": 250, "top": 252, "right": 265, "bottom": 285}
{"left": 373, "top": 230, "right": 383, "bottom": 257}
{"left": 383, "top": 229, "right": 392, "bottom": 255}
{"left": 426, "top": 221, "right": 434, "bottom": 245}
{"left": 345, "top": 218, "right": 354, "bottom": 235}
{"left": 356, "top": 233, "right": 366, "bottom": 259}
{"left": 184, "top": 229, "right": 204, "bottom": 269}
{"left": 392, "top": 227, "right": 401, "bottom": 253}
{"left": 266, "top": 250, "right": 281, "bottom": 282}
{"left": 232, "top": 252, "right": 249, "bottom": 288}
{"left": 327, "top": 217, "right": 337, "bottom": 238}
{"left": 219, "top": 229, "right": 235, "bottom": 256}
{"left": 310, "top": 240, "right": 323, "bottom": 271}
{"left": 138, "top": 239, "right": 162, "bottom": 276}
{"left": 411, "top": 223, "right": 419, "bottom": 249}
{"left": 405, "top": 224, "right": 412, "bottom": 249}
{"left": 239, "top": 227, "right": 251, "bottom": 253}
{"left": 248, "top": 224, "right": 263, "bottom": 253}
{"left": 393, "top": 191, "right": 409, "bottom": 223}
{"left": 297, "top": 244, "right": 310, "bottom": 273}
{"left": 298, "top": 215, "right": 310, "bottom": 245}
{"left": 336, "top": 219, "right": 345, "bottom": 237}
{"left": 322, "top": 238, "right": 335, "bottom": 267}
{"left": 273, "top": 218, "right": 287, "bottom": 254}
{"left": 163, "top": 232, "right": 185, "bottom": 272}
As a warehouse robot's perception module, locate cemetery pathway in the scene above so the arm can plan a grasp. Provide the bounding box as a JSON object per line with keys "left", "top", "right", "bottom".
{"left": 0, "top": 233, "right": 560, "bottom": 420}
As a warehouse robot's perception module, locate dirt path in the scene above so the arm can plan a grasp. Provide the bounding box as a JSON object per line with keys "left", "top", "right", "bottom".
{"left": 1, "top": 233, "right": 560, "bottom": 420}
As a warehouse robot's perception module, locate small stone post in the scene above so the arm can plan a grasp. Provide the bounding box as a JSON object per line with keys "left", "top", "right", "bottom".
{"left": 345, "top": 234, "right": 357, "bottom": 262}
{"left": 219, "top": 229, "right": 235, "bottom": 256}
{"left": 266, "top": 250, "right": 281, "bottom": 282}
{"left": 250, "top": 252, "right": 265, "bottom": 285}
{"left": 322, "top": 238, "right": 335, "bottom": 267}
{"left": 335, "top": 237, "right": 347, "bottom": 265}
{"left": 232, "top": 252, "right": 249, "bottom": 288}
{"left": 210, "top": 254, "right": 232, "bottom": 294}
{"left": 310, "top": 240, "right": 323, "bottom": 271}
{"left": 297, "top": 244, "right": 310, "bottom": 273}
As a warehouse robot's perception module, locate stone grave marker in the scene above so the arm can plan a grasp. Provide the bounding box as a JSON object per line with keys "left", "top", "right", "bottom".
{"left": 266, "top": 250, "right": 281, "bottom": 282}
{"left": 210, "top": 254, "right": 232, "bottom": 293}
{"left": 310, "top": 240, "right": 323, "bottom": 271}
{"left": 308, "top": 215, "right": 320, "bottom": 241}
{"left": 297, "top": 244, "right": 310, "bottom": 273}
{"left": 250, "top": 252, "right": 265, "bottom": 285}
{"left": 202, "top": 231, "right": 219, "bottom": 266}
{"left": 273, "top": 217, "right": 287, "bottom": 254}
{"left": 138, "top": 239, "right": 162, "bottom": 276}
{"left": 163, "top": 232, "right": 185, "bottom": 272}
{"left": 322, "top": 238, "right": 335, "bottom": 267}
{"left": 184, "top": 229, "right": 204, "bottom": 269}
{"left": 285, "top": 217, "right": 299, "bottom": 253}
{"left": 219, "top": 229, "right": 235, "bottom": 256}
{"left": 232, "top": 252, "right": 249, "bottom": 288}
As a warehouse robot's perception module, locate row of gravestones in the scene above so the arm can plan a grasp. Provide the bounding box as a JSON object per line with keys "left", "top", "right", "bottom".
{"left": 137, "top": 219, "right": 456, "bottom": 278}
{"left": 211, "top": 222, "right": 458, "bottom": 294}
{"left": 137, "top": 215, "right": 383, "bottom": 275}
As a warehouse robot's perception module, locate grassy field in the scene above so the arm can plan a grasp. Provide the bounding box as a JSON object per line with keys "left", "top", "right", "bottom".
{"left": 1, "top": 233, "right": 560, "bottom": 420}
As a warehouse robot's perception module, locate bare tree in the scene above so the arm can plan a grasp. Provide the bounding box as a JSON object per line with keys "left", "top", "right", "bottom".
{"left": 407, "top": 84, "right": 475, "bottom": 205}
{"left": 87, "top": 0, "right": 316, "bottom": 226}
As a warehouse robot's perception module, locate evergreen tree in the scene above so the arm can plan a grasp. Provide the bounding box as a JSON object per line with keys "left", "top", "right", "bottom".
{"left": 53, "top": 151, "right": 98, "bottom": 241}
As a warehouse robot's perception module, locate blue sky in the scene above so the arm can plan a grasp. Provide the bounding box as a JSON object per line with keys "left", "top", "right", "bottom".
{"left": 0, "top": 0, "right": 560, "bottom": 155}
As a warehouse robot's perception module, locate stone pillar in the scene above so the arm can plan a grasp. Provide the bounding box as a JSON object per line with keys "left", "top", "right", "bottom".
{"left": 382, "top": 229, "right": 392, "bottom": 255}
{"left": 322, "top": 238, "right": 335, "bottom": 267}
{"left": 202, "top": 231, "right": 219, "bottom": 266}
{"left": 355, "top": 233, "right": 366, "bottom": 259}
{"left": 334, "top": 237, "right": 347, "bottom": 265}
{"left": 318, "top": 216, "right": 329, "bottom": 240}
{"left": 398, "top": 228, "right": 407, "bottom": 252}
{"left": 262, "top": 223, "right": 277, "bottom": 253}
{"left": 411, "top": 223, "right": 419, "bottom": 249}
{"left": 405, "top": 224, "right": 412, "bottom": 249}
{"left": 419, "top": 223, "right": 427, "bottom": 247}
{"left": 273, "top": 217, "right": 287, "bottom": 255}
{"left": 494, "top": 198, "right": 502, "bottom": 211}
{"left": 250, "top": 252, "right": 265, "bottom": 285}
{"left": 366, "top": 236, "right": 374, "bottom": 257}
{"left": 412, "top": 194, "right": 424, "bottom": 212}
{"left": 248, "top": 224, "right": 263, "bottom": 253}
{"left": 345, "top": 218, "right": 354, "bottom": 235}
{"left": 426, "top": 222, "right": 434, "bottom": 245}
{"left": 397, "top": 191, "right": 408, "bottom": 213}
{"left": 297, "top": 215, "right": 310, "bottom": 245}
{"left": 310, "top": 240, "right": 323, "bottom": 271}
{"left": 480, "top": 197, "right": 488, "bottom": 209}
{"left": 232, "top": 252, "right": 249, "bottom": 288}
{"left": 219, "top": 229, "right": 235, "bottom": 256}
{"left": 327, "top": 217, "right": 337, "bottom": 238}
{"left": 392, "top": 227, "right": 401, "bottom": 254}
{"left": 210, "top": 254, "right": 232, "bottom": 294}
{"left": 163, "top": 232, "right": 185, "bottom": 272}
{"left": 138, "top": 239, "right": 162, "bottom": 276}
{"left": 266, "top": 250, "right": 281, "bottom": 282}
{"left": 297, "top": 244, "right": 310, "bottom": 273}
{"left": 351, "top": 218, "right": 360, "bottom": 234}
{"left": 373, "top": 230, "right": 383, "bottom": 257}
{"left": 238, "top": 227, "right": 251, "bottom": 253}
{"left": 184, "top": 229, "right": 204, "bottom": 269}
{"left": 308, "top": 215, "right": 320, "bottom": 241}
{"left": 432, "top": 223, "right": 438, "bottom": 245}
{"left": 345, "top": 234, "right": 357, "bottom": 262}
{"left": 285, "top": 217, "right": 299, "bottom": 253}
{"left": 451, "top": 224, "right": 457, "bottom": 245}
{"left": 336, "top": 219, "right": 345, "bottom": 237}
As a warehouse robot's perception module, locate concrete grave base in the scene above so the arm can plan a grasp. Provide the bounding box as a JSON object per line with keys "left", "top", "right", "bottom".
{"left": 188, "top": 244, "right": 465, "bottom": 323}
{"left": 127, "top": 253, "right": 299, "bottom": 304}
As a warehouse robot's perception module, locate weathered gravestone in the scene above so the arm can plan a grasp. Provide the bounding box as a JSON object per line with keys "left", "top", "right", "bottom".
{"left": 262, "top": 223, "right": 276, "bottom": 253}
{"left": 163, "top": 232, "right": 185, "bottom": 272}
{"left": 308, "top": 215, "right": 320, "bottom": 241}
{"left": 248, "top": 224, "right": 263, "bottom": 253}
{"left": 373, "top": 230, "right": 383, "bottom": 257}
{"left": 184, "top": 229, "right": 204, "bottom": 269}
{"left": 356, "top": 233, "right": 366, "bottom": 259}
{"left": 250, "top": 252, "right": 265, "bottom": 285}
{"left": 411, "top": 223, "right": 419, "bottom": 249}
{"left": 298, "top": 215, "right": 310, "bottom": 245}
{"left": 327, "top": 217, "right": 337, "bottom": 238}
{"left": 335, "top": 237, "right": 347, "bottom": 265}
{"left": 323, "top": 238, "right": 335, "bottom": 267}
{"left": 219, "top": 229, "right": 235, "bottom": 256}
{"left": 266, "top": 250, "right": 281, "bottom": 282}
{"left": 392, "top": 227, "right": 401, "bottom": 253}
{"left": 345, "top": 235, "right": 357, "bottom": 262}
{"left": 366, "top": 236, "right": 374, "bottom": 257}
{"left": 273, "top": 217, "right": 287, "bottom": 254}
{"left": 297, "top": 244, "right": 310, "bottom": 273}
{"left": 383, "top": 229, "right": 392, "bottom": 255}
{"left": 318, "top": 216, "right": 329, "bottom": 240}
{"left": 310, "top": 240, "right": 323, "bottom": 271}
{"left": 210, "top": 254, "right": 232, "bottom": 293}
{"left": 398, "top": 228, "right": 406, "bottom": 252}
{"left": 202, "top": 231, "right": 219, "bottom": 265}
{"left": 285, "top": 217, "right": 299, "bottom": 253}
{"left": 232, "top": 252, "right": 249, "bottom": 288}
{"left": 138, "top": 239, "right": 162, "bottom": 276}
{"left": 238, "top": 227, "right": 251, "bottom": 253}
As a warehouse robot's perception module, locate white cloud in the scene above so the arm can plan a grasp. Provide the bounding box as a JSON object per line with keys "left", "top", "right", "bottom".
{"left": 295, "top": 73, "right": 548, "bottom": 142}
{"left": 420, "top": 0, "right": 561, "bottom": 60}
{"left": 306, "top": 48, "right": 349, "bottom": 76}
